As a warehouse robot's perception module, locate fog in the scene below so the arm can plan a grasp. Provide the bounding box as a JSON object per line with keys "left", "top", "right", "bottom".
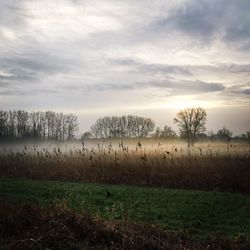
{"left": 0, "top": 138, "right": 249, "bottom": 157}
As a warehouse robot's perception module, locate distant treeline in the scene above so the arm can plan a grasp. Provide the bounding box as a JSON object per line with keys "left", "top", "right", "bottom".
{"left": 90, "top": 116, "right": 155, "bottom": 138}
{"left": 85, "top": 116, "right": 250, "bottom": 141}
{"left": 0, "top": 110, "right": 78, "bottom": 140}
{"left": 1, "top": 110, "right": 249, "bottom": 141}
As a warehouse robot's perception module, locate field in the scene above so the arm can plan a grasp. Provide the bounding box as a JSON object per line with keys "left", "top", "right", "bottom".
{"left": 0, "top": 139, "right": 250, "bottom": 249}
{"left": 0, "top": 139, "right": 250, "bottom": 192}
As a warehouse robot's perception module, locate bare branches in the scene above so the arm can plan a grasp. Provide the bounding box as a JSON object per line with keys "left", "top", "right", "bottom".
{"left": 90, "top": 115, "right": 155, "bottom": 138}
{"left": 0, "top": 110, "right": 78, "bottom": 140}
{"left": 174, "top": 107, "right": 207, "bottom": 146}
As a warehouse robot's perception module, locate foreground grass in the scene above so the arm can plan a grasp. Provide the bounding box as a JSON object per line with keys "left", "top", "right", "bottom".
{"left": 0, "top": 178, "right": 250, "bottom": 240}
{"left": 1, "top": 201, "right": 249, "bottom": 250}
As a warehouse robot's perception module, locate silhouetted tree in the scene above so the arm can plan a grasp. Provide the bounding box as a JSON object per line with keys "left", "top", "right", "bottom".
{"left": 30, "top": 112, "right": 40, "bottom": 138}
{"left": 17, "top": 110, "right": 29, "bottom": 138}
{"left": 207, "top": 130, "right": 216, "bottom": 140}
{"left": 90, "top": 115, "right": 155, "bottom": 138}
{"left": 161, "top": 125, "right": 177, "bottom": 138}
{"left": 247, "top": 131, "right": 250, "bottom": 143}
{"left": 65, "top": 113, "right": 78, "bottom": 140}
{"left": 81, "top": 132, "right": 92, "bottom": 140}
{"left": 174, "top": 107, "right": 207, "bottom": 146}
{"left": 154, "top": 127, "right": 162, "bottom": 138}
{"left": 0, "top": 110, "right": 78, "bottom": 140}
{"left": 0, "top": 111, "right": 9, "bottom": 137}
{"left": 8, "top": 110, "right": 17, "bottom": 138}
{"left": 216, "top": 127, "right": 233, "bottom": 140}
{"left": 154, "top": 125, "right": 176, "bottom": 138}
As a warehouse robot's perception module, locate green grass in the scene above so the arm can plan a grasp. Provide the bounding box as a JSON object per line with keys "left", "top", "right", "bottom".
{"left": 0, "top": 178, "right": 250, "bottom": 239}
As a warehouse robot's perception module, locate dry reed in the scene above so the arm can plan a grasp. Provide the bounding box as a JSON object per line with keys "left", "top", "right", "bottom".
{"left": 0, "top": 140, "right": 249, "bottom": 193}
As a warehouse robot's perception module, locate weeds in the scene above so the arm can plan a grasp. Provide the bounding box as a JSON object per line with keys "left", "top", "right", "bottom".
{"left": 0, "top": 200, "right": 249, "bottom": 250}
{"left": 0, "top": 140, "right": 249, "bottom": 193}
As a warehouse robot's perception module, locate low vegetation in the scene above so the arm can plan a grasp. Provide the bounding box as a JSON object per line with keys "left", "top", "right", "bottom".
{"left": 1, "top": 178, "right": 250, "bottom": 240}
{"left": 0, "top": 140, "right": 249, "bottom": 193}
{"left": 0, "top": 106, "right": 249, "bottom": 249}
{"left": 1, "top": 200, "right": 249, "bottom": 250}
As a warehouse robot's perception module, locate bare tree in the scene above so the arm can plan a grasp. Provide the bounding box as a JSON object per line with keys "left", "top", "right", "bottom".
{"left": 162, "top": 126, "right": 176, "bottom": 138}
{"left": 17, "top": 110, "right": 29, "bottom": 138}
{"left": 0, "top": 110, "right": 9, "bottom": 137}
{"left": 174, "top": 107, "right": 207, "bottom": 146}
{"left": 154, "top": 127, "right": 162, "bottom": 138}
{"left": 216, "top": 127, "right": 233, "bottom": 140}
{"left": 0, "top": 110, "right": 79, "bottom": 140}
{"left": 8, "top": 110, "right": 17, "bottom": 138}
{"left": 154, "top": 126, "right": 176, "bottom": 138}
{"left": 247, "top": 131, "right": 250, "bottom": 144}
{"left": 65, "top": 113, "right": 78, "bottom": 140}
{"left": 81, "top": 131, "right": 92, "bottom": 140}
{"left": 55, "top": 113, "right": 64, "bottom": 140}
{"left": 29, "top": 112, "right": 40, "bottom": 138}
{"left": 90, "top": 115, "right": 155, "bottom": 138}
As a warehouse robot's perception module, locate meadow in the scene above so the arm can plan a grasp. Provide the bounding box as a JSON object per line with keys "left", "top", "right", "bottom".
{"left": 0, "top": 139, "right": 250, "bottom": 249}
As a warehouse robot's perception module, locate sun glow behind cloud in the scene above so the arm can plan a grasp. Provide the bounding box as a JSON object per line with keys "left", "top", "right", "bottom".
{"left": 126, "top": 96, "right": 223, "bottom": 111}
{"left": 164, "top": 98, "right": 214, "bottom": 110}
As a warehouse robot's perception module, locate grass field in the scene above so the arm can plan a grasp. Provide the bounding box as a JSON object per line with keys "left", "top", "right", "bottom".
{"left": 1, "top": 178, "right": 250, "bottom": 240}
{"left": 2, "top": 200, "right": 249, "bottom": 250}
{"left": 1, "top": 140, "right": 250, "bottom": 249}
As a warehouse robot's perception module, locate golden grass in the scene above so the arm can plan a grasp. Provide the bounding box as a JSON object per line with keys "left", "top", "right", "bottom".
{"left": 0, "top": 139, "right": 249, "bottom": 193}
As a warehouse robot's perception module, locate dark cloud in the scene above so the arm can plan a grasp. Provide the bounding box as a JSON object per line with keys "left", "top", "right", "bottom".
{"left": 223, "top": 83, "right": 250, "bottom": 97}
{"left": 187, "top": 63, "right": 250, "bottom": 76}
{"left": 110, "top": 59, "right": 138, "bottom": 66}
{"left": 111, "top": 58, "right": 250, "bottom": 77}
{"left": 135, "top": 80, "right": 225, "bottom": 94}
{"left": 154, "top": 0, "right": 250, "bottom": 45}
{"left": 60, "top": 82, "right": 134, "bottom": 92}
{"left": 0, "top": 88, "right": 60, "bottom": 96}
{"left": 0, "top": 55, "right": 75, "bottom": 83}
{"left": 110, "top": 59, "right": 192, "bottom": 76}
{"left": 243, "top": 89, "right": 250, "bottom": 95}
{"left": 224, "top": 64, "right": 250, "bottom": 74}
{"left": 156, "top": 3, "right": 217, "bottom": 40}
{"left": 67, "top": 79, "right": 224, "bottom": 94}
{"left": 90, "top": 83, "right": 134, "bottom": 91}
{"left": 139, "top": 64, "right": 192, "bottom": 76}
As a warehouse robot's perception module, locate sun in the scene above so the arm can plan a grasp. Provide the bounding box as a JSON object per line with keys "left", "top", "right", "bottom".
{"left": 160, "top": 96, "right": 216, "bottom": 110}
{"left": 167, "top": 100, "right": 205, "bottom": 110}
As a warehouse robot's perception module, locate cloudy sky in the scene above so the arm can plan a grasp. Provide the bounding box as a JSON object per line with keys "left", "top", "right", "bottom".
{"left": 0, "top": 0, "right": 250, "bottom": 134}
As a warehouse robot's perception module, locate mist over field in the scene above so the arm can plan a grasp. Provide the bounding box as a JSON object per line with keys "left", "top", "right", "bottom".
{"left": 0, "top": 138, "right": 249, "bottom": 157}
{"left": 1, "top": 0, "right": 250, "bottom": 249}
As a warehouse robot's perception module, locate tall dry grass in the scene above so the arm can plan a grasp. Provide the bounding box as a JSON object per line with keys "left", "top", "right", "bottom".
{"left": 0, "top": 140, "right": 249, "bottom": 193}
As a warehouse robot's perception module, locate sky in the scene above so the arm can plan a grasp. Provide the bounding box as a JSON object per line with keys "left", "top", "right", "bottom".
{"left": 0, "top": 0, "right": 250, "bottom": 135}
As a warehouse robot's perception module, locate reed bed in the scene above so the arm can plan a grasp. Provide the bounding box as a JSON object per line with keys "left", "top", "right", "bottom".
{"left": 0, "top": 140, "right": 249, "bottom": 193}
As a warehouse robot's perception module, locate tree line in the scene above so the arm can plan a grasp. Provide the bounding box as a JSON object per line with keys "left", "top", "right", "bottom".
{"left": 0, "top": 110, "right": 78, "bottom": 140}
{"left": 90, "top": 115, "right": 155, "bottom": 138}
{"left": 83, "top": 108, "right": 250, "bottom": 145}
{"left": 1, "top": 108, "right": 249, "bottom": 144}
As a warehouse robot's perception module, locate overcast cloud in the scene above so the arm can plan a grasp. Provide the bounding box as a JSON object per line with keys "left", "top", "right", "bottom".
{"left": 0, "top": 0, "right": 249, "bottom": 134}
